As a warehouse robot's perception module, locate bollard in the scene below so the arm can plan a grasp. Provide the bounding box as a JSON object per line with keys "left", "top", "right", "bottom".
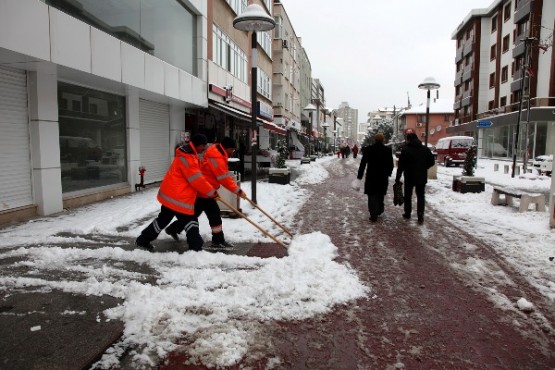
{"left": 515, "top": 166, "right": 521, "bottom": 176}
{"left": 504, "top": 164, "right": 510, "bottom": 174}
{"left": 494, "top": 163, "right": 499, "bottom": 172}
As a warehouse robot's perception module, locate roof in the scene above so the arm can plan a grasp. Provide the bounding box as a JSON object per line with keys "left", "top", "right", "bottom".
{"left": 401, "top": 98, "right": 454, "bottom": 115}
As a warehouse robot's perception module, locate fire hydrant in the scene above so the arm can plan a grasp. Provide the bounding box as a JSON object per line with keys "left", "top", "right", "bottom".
{"left": 135, "top": 166, "right": 146, "bottom": 191}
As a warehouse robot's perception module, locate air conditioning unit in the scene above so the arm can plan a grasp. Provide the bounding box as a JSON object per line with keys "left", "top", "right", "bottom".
{"left": 282, "top": 39, "right": 289, "bottom": 49}
{"left": 420, "top": 132, "right": 426, "bottom": 137}
{"left": 454, "top": 118, "right": 459, "bottom": 125}
{"left": 416, "top": 122, "right": 423, "bottom": 128}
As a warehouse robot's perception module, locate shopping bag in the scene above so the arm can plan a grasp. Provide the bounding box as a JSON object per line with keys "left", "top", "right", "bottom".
{"left": 351, "top": 178, "right": 362, "bottom": 192}
{"left": 393, "top": 181, "right": 404, "bottom": 206}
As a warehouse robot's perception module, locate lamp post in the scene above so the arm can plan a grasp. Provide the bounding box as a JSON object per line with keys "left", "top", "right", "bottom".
{"left": 418, "top": 77, "right": 440, "bottom": 146}
{"left": 233, "top": 4, "right": 275, "bottom": 204}
{"left": 304, "top": 103, "right": 317, "bottom": 157}
{"left": 321, "top": 121, "right": 330, "bottom": 153}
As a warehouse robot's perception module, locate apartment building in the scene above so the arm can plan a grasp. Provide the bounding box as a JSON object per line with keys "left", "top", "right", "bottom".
{"left": 0, "top": 0, "right": 208, "bottom": 224}
{"left": 272, "top": 0, "right": 306, "bottom": 157}
{"left": 334, "top": 102, "right": 359, "bottom": 145}
{"left": 398, "top": 98, "right": 455, "bottom": 147}
{"left": 450, "top": 0, "right": 555, "bottom": 160}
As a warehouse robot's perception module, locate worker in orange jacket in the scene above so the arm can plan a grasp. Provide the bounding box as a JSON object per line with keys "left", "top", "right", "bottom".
{"left": 165, "top": 137, "right": 246, "bottom": 250}
{"left": 135, "top": 134, "right": 217, "bottom": 252}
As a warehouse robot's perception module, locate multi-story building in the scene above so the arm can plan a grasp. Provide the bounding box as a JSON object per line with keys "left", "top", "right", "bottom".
{"left": 0, "top": 0, "right": 208, "bottom": 224}
{"left": 207, "top": 0, "right": 282, "bottom": 170}
{"left": 398, "top": 97, "right": 455, "bottom": 146}
{"left": 272, "top": 0, "right": 305, "bottom": 157}
{"left": 334, "top": 102, "right": 359, "bottom": 145}
{"left": 450, "top": 0, "right": 554, "bottom": 160}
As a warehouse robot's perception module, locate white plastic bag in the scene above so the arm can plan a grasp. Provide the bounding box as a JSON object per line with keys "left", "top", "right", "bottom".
{"left": 351, "top": 178, "right": 362, "bottom": 192}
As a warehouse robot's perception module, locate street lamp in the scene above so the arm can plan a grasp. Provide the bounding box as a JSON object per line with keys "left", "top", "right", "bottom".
{"left": 233, "top": 4, "right": 275, "bottom": 204}
{"left": 418, "top": 77, "right": 440, "bottom": 146}
{"left": 321, "top": 121, "right": 330, "bottom": 153}
{"left": 303, "top": 103, "right": 317, "bottom": 157}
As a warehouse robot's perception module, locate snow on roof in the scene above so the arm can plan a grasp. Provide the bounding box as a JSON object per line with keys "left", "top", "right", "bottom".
{"left": 401, "top": 98, "right": 454, "bottom": 114}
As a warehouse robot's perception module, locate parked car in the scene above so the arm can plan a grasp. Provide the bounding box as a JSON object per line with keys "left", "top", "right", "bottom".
{"left": 532, "top": 154, "right": 553, "bottom": 176}
{"left": 435, "top": 136, "right": 474, "bottom": 167}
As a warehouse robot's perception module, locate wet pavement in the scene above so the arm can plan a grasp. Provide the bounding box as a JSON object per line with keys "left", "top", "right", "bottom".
{"left": 2, "top": 158, "right": 555, "bottom": 369}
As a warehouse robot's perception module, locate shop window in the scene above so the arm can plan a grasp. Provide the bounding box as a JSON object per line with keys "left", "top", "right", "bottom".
{"left": 58, "top": 83, "right": 127, "bottom": 193}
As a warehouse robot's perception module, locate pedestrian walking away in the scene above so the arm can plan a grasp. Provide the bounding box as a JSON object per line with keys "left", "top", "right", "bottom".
{"left": 135, "top": 133, "right": 217, "bottom": 252}
{"left": 394, "top": 132, "right": 435, "bottom": 224}
{"left": 357, "top": 133, "right": 394, "bottom": 222}
{"left": 165, "top": 136, "right": 247, "bottom": 250}
{"left": 352, "top": 144, "right": 359, "bottom": 159}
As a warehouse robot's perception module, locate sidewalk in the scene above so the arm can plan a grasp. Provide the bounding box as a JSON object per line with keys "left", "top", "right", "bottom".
{"left": 1, "top": 157, "right": 554, "bottom": 369}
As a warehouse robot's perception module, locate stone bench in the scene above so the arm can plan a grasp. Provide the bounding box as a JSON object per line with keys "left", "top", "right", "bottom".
{"left": 300, "top": 157, "right": 311, "bottom": 164}
{"left": 491, "top": 186, "right": 546, "bottom": 212}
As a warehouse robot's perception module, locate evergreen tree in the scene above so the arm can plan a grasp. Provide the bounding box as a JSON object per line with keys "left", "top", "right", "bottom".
{"left": 462, "top": 145, "right": 477, "bottom": 176}
{"left": 365, "top": 119, "right": 394, "bottom": 146}
{"left": 276, "top": 139, "right": 288, "bottom": 168}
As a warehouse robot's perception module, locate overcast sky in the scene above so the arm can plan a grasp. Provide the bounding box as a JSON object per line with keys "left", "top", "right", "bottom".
{"left": 279, "top": 0, "right": 495, "bottom": 119}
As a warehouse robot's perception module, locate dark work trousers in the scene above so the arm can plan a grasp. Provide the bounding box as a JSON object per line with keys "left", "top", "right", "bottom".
{"left": 166, "top": 197, "right": 225, "bottom": 243}
{"left": 367, "top": 194, "right": 385, "bottom": 218}
{"left": 403, "top": 182, "right": 426, "bottom": 217}
{"left": 137, "top": 205, "right": 203, "bottom": 250}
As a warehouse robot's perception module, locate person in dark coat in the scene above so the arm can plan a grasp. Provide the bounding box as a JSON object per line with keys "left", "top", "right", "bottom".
{"left": 352, "top": 144, "right": 359, "bottom": 159}
{"left": 394, "top": 132, "right": 435, "bottom": 224}
{"left": 357, "top": 133, "right": 394, "bottom": 222}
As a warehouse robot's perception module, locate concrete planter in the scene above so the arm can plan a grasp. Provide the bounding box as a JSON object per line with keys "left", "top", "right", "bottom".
{"left": 269, "top": 168, "right": 291, "bottom": 185}
{"left": 452, "top": 175, "right": 485, "bottom": 193}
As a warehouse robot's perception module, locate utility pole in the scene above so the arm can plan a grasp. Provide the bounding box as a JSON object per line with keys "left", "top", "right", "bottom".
{"left": 512, "top": 37, "right": 536, "bottom": 178}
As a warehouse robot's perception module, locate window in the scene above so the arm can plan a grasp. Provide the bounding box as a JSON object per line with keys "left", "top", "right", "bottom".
{"left": 504, "top": 3, "right": 511, "bottom": 21}
{"left": 45, "top": 0, "right": 198, "bottom": 76}
{"left": 501, "top": 66, "right": 509, "bottom": 83}
{"left": 257, "top": 68, "right": 272, "bottom": 100}
{"left": 226, "top": 0, "right": 247, "bottom": 14}
{"left": 500, "top": 96, "right": 507, "bottom": 107}
{"left": 490, "top": 44, "right": 497, "bottom": 60}
{"left": 489, "top": 100, "right": 495, "bottom": 110}
{"left": 502, "top": 35, "right": 510, "bottom": 53}
{"left": 58, "top": 83, "right": 127, "bottom": 193}
{"left": 489, "top": 72, "right": 496, "bottom": 88}
{"left": 491, "top": 15, "right": 497, "bottom": 32}
{"left": 464, "top": 81, "right": 470, "bottom": 91}
{"left": 213, "top": 25, "right": 248, "bottom": 83}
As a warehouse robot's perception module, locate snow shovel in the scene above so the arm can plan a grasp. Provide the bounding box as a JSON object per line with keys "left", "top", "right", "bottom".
{"left": 215, "top": 196, "right": 287, "bottom": 248}
{"left": 244, "top": 196, "right": 293, "bottom": 237}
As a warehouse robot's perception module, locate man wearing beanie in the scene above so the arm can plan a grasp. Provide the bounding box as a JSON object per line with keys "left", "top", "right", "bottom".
{"left": 357, "top": 133, "right": 394, "bottom": 222}
{"left": 135, "top": 133, "right": 217, "bottom": 252}
{"left": 166, "top": 136, "right": 246, "bottom": 250}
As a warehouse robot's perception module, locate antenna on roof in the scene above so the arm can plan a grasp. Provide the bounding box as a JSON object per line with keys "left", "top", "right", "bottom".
{"left": 406, "top": 92, "right": 411, "bottom": 109}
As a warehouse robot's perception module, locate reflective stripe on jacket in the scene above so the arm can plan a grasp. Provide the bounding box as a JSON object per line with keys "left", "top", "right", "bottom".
{"left": 157, "top": 143, "right": 216, "bottom": 215}
{"left": 199, "top": 143, "right": 240, "bottom": 198}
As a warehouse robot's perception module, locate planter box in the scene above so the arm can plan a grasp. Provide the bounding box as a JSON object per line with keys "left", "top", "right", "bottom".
{"left": 269, "top": 168, "right": 291, "bottom": 185}
{"left": 452, "top": 176, "right": 485, "bottom": 193}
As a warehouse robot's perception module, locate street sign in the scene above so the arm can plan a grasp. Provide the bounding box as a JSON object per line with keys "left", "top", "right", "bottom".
{"left": 477, "top": 121, "right": 493, "bottom": 127}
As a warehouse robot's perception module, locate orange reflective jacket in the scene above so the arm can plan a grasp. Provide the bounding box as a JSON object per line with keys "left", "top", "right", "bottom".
{"left": 198, "top": 143, "right": 240, "bottom": 198}
{"left": 157, "top": 143, "right": 216, "bottom": 214}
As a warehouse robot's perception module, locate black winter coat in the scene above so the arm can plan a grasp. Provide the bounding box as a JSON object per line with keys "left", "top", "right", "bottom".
{"left": 357, "top": 142, "right": 394, "bottom": 195}
{"left": 395, "top": 139, "right": 435, "bottom": 186}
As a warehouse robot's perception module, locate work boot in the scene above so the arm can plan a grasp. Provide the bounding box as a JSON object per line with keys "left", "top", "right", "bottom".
{"left": 402, "top": 213, "right": 411, "bottom": 219}
{"left": 134, "top": 238, "right": 154, "bottom": 252}
{"left": 165, "top": 228, "right": 179, "bottom": 241}
{"left": 208, "top": 240, "right": 237, "bottom": 251}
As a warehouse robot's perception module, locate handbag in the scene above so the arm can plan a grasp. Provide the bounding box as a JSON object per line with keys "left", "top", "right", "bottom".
{"left": 393, "top": 181, "right": 404, "bottom": 206}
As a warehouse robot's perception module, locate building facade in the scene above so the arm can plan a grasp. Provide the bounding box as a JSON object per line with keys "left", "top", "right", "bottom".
{"left": 450, "top": 0, "right": 555, "bottom": 161}
{"left": 0, "top": 0, "right": 208, "bottom": 224}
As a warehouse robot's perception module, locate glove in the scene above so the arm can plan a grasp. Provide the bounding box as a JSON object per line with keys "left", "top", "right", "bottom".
{"left": 238, "top": 189, "right": 247, "bottom": 199}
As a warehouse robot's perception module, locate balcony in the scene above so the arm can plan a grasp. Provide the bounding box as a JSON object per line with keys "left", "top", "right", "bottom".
{"left": 512, "top": 40, "right": 525, "bottom": 58}
{"left": 453, "top": 99, "right": 461, "bottom": 110}
{"left": 514, "top": 0, "right": 531, "bottom": 24}
{"left": 462, "top": 95, "right": 472, "bottom": 107}
{"left": 463, "top": 36, "right": 474, "bottom": 56}
{"left": 462, "top": 68, "right": 473, "bottom": 82}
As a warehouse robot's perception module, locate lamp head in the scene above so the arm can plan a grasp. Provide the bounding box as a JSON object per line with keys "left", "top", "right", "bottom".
{"left": 418, "top": 77, "right": 440, "bottom": 90}
{"left": 303, "top": 103, "right": 317, "bottom": 112}
{"left": 233, "top": 4, "right": 275, "bottom": 32}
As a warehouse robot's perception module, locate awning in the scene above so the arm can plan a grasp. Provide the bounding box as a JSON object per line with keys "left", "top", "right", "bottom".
{"left": 263, "top": 121, "right": 287, "bottom": 135}
{"left": 209, "top": 101, "right": 250, "bottom": 122}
